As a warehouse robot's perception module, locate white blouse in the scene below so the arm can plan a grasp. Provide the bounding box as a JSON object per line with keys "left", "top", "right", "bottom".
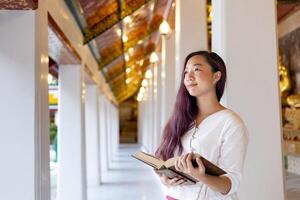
{"left": 165, "top": 109, "right": 249, "bottom": 200}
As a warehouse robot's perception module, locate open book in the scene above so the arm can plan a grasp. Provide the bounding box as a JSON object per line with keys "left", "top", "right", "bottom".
{"left": 132, "top": 151, "right": 226, "bottom": 185}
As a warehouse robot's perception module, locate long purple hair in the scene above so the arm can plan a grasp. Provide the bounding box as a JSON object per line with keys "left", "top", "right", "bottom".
{"left": 155, "top": 51, "right": 227, "bottom": 160}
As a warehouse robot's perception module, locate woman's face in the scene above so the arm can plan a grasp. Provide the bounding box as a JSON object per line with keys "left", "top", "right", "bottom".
{"left": 183, "top": 55, "right": 221, "bottom": 97}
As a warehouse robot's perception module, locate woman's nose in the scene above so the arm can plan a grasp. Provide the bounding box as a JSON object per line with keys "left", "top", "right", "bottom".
{"left": 186, "top": 72, "right": 194, "bottom": 80}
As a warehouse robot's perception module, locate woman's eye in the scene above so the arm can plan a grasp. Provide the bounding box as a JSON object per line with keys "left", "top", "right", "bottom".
{"left": 194, "top": 68, "right": 200, "bottom": 71}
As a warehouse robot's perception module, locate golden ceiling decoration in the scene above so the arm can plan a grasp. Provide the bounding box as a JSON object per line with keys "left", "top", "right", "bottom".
{"left": 0, "top": 0, "right": 37, "bottom": 10}
{"left": 65, "top": 0, "right": 172, "bottom": 103}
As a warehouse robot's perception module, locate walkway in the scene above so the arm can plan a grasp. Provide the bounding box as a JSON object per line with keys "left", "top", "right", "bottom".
{"left": 88, "top": 145, "right": 165, "bottom": 200}
{"left": 52, "top": 146, "right": 300, "bottom": 200}
{"left": 286, "top": 172, "right": 300, "bottom": 200}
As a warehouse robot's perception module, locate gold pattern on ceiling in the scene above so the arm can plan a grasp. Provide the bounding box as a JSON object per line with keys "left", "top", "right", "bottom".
{"left": 66, "top": 0, "right": 172, "bottom": 103}
{"left": 0, "top": 0, "right": 38, "bottom": 10}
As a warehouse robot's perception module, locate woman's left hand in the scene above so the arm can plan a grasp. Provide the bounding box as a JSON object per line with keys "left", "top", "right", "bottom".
{"left": 175, "top": 153, "right": 207, "bottom": 182}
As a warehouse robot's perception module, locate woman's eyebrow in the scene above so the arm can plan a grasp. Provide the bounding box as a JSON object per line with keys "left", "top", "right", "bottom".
{"left": 193, "top": 63, "right": 202, "bottom": 67}
{"left": 185, "top": 63, "right": 202, "bottom": 70}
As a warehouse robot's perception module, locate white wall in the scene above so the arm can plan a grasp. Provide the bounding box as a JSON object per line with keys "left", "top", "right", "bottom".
{"left": 85, "top": 85, "right": 101, "bottom": 186}
{"left": 143, "top": 75, "right": 154, "bottom": 153}
{"left": 106, "top": 100, "right": 113, "bottom": 166}
{"left": 110, "top": 103, "right": 119, "bottom": 158}
{"left": 212, "top": 0, "right": 285, "bottom": 199}
{"left": 138, "top": 73, "right": 155, "bottom": 153}
{"left": 175, "top": 0, "right": 208, "bottom": 89}
{"left": 0, "top": 10, "right": 50, "bottom": 200}
{"left": 57, "top": 65, "right": 87, "bottom": 200}
{"left": 99, "top": 94, "right": 109, "bottom": 181}
{"left": 161, "top": 33, "right": 177, "bottom": 129}
{"left": 99, "top": 96, "right": 120, "bottom": 171}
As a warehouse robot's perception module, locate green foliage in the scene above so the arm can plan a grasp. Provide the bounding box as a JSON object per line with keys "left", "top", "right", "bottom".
{"left": 50, "top": 122, "right": 57, "bottom": 144}
{"left": 284, "top": 155, "right": 288, "bottom": 169}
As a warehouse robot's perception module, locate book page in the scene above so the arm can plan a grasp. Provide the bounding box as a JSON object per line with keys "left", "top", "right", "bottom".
{"left": 133, "top": 151, "right": 164, "bottom": 169}
{"left": 164, "top": 157, "right": 177, "bottom": 168}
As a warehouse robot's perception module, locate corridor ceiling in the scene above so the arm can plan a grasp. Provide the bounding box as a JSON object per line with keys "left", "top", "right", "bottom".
{"left": 63, "top": 0, "right": 298, "bottom": 103}
{"left": 1, "top": 0, "right": 299, "bottom": 103}
{"left": 277, "top": 0, "right": 300, "bottom": 21}
{"left": 64, "top": 0, "right": 172, "bottom": 103}
{"left": 0, "top": 0, "right": 38, "bottom": 9}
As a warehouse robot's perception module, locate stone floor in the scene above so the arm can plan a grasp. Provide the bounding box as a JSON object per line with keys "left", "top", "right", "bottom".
{"left": 51, "top": 145, "right": 300, "bottom": 200}
{"left": 87, "top": 144, "right": 165, "bottom": 200}
{"left": 285, "top": 172, "right": 300, "bottom": 200}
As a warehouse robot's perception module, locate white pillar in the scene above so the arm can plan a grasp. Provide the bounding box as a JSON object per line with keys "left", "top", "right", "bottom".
{"left": 99, "top": 94, "right": 109, "bottom": 181}
{"left": 212, "top": 1, "right": 285, "bottom": 200}
{"left": 146, "top": 70, "right": 154, "bottom": 152}
{"left": 149, "top": 63, "right": 161, "bottom": 153}
{"left": 138, "top": 69, "right": 155, "bottom": 152}
{"left": 108, "top": 103, "right": 118, "bottom": 164}
{"left": 85, "top": 85, "right": 101, "bottom": 186}
{"left": 138, "top": 100, "right": 144, "bottom": 146}
{"left": 0, "top": 10, "right": 50, "bottom": 200}
{"left": 110, "top": 104, "right": 115, "bottom": 157}
{"left": 175, "top": 0, "right": 208, "bottom": 89}
{"left": 211, "top": 0, "right": 227, "bottom": 106}
{"left": 106, "top": 101, "right": 113, "bottom": 167}
{"left": 57, "top": 65, "right": 87, "bottom": 200}
{"left": 113, "top": 105, "right": 119, "bottom": 156}
{"left": 161, "top": 33, "right": 176, "bottom": 128}
{"left": 110, "top": 104, "right": 118, "bottom": 159}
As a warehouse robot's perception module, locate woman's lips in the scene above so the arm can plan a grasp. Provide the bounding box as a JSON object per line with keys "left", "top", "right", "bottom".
{"left": 187, "top": 84, "right": 197, "bottom": 88}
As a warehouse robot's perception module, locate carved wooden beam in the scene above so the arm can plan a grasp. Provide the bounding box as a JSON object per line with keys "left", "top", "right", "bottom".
{"left": 98, "top": 30, "right": 154, "bottom": 70}
{"left": 83, "top": 0, "right": 153, "bottom": 44}
{"left": 278, "top": 0, "right": 300, "bottom": 4}
{"left": 0, "top": 0, "right": 38, "bottom": 10}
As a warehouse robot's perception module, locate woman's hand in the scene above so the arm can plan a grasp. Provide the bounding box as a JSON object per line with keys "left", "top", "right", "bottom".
{"left": 155, "top": 170, "right": 186, "bottom": 186}
{"left": 175, "top": 152, "right": 207, "bottom": 181}
{"left": 175, "top": 153, "right": 232, "bottom": 194}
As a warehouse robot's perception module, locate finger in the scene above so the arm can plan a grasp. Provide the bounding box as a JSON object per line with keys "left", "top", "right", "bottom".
{"left": 160, "top": 175, "right": 169, "bottom": 185}
{"left": 168, "top": 177, "right": 179, "bottom": 185}
{"left": 177, "top": 157, "right": 184, "bottom": 171}
{"left": 161, "top": 174, "right": 168, "bottom": 181}
{"left": 181, "top": 154, "right": 189, "bottom": 169}
{"left": 186, "top": 153, "right": 194, "bottom": 169}
{"left": 184, "top": 153, "right": 189, "bottom": 168}
{"left": 170, "top": 177, "right": 183, "bottom": 186}
{"left": 186, "top": 153, "right": 191, "bottom": 169}
{"left": 174, "top": 179, "right": 186, "bottom": 185}
{"left": 175, "top": 159, "right": 180, "bottom": 171}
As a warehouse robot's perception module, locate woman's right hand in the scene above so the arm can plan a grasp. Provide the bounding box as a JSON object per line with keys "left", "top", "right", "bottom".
{"left": 160, "top": 175, "right": 186, "bottom": 186}
{"left": 155, "top": 170, "right": 186, "bottom": 186}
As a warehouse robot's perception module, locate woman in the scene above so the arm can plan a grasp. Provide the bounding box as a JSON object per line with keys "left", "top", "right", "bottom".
{"left": 155, "top": 51, "right": 248, "bottom": 200}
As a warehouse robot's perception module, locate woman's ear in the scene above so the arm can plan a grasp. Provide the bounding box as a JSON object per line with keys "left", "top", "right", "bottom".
{"left": 213, "top": 71, "right": 222, "bottom": 84}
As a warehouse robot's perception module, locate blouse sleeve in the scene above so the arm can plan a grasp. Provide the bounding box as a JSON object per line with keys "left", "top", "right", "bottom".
{"left": 216, "top": 120, "right": 249, "bottom": 197}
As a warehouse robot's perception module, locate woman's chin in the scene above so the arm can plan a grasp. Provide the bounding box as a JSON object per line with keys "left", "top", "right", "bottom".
{"left": 187, "top": 91, "right": 199, "bottom": 97}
